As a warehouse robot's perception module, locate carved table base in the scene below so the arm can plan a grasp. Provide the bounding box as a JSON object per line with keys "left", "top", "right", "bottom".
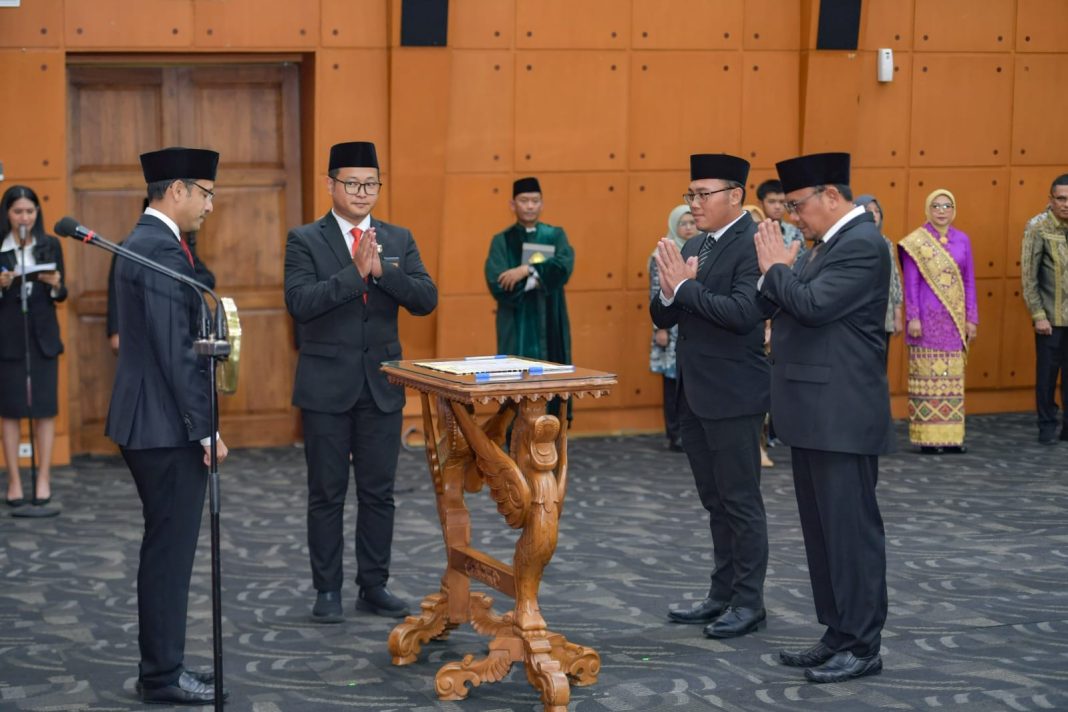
{"left": 387, "top": 393, "right": 601, "bottom": 711}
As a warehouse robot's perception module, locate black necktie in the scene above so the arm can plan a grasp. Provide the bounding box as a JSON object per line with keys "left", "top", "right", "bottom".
{"left": 697, "top": 234, "right": 717, "bottom": 270}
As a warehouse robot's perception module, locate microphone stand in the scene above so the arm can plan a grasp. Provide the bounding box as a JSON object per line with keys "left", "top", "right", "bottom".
{"left": 56, "top": 220, "right": 230, "bottom": 710}
{"left": 12, "top": 230, "right": 59, "bottom": 519}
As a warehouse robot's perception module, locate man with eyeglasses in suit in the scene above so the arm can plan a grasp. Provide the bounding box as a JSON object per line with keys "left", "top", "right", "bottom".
{"left": 651, "top": 154, "right": 770, "bottom": 640}
{"left": 285, "top": 141, "right": 438, "bottom": 623}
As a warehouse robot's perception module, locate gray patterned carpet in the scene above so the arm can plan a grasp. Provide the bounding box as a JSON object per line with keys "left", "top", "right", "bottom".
{"left": 2, "top": 412, "right": 1067, "bottom": 711}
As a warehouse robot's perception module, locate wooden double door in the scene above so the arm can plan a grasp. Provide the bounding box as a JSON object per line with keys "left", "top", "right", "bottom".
{"left": 67, "top": 62, "right": 302, "bottom": 453}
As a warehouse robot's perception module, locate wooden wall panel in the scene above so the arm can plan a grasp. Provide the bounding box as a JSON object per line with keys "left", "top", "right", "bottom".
{"left": 515, "top": 51, "right": 628, "bottom": 172}
{"left": 537, "top": 173, "right": 627, "bottom": 292}
{"left": 632, "top": 0, "right": 742, "bottom": 50}
{"left": 435, "top": 294, "right": 498, "bottom": 357}
{"left": 568, "top": 290, "right": 626, "bottom": 410}
{"left": 197, "top": 189, "right": 286, "bottom": 287}
{"left": 630, "top": 52, "right": 741, "bottom": 170}
{"left": 439, "top": 174, "right": 513, "bottom": 296}
{"left": 193, "top": 0, "right": 318, "bottom": 48}
{"left": 800, "top": 52, "right": 862, "bottom": 154}
{"left": 743, "top": 0, "right": 801, "bottom": 50}
{"left": 315, "top": 49, "right": 390, "bottom": 201}
{"left": 517, "top": 0, "right": 629, "bottom": 49}
{"left": 445, "top": 51, "right": 514, "bottom": 173}
{"left": 622, "top": 291, "right": 663, "bottom": 407}
{"left": 1007, "top": 167, "right": 1060, "bottom": 278}
{"left": 1012, "top": 55, "right": 1068, "bottom": 166}
{"left": 0, "top": 0, "right": 61, "bottom": 48}
{"left": 391, "top": 49, "right": 450, "bottom": 176}
{"left": 1016, "top": 0, "right": 1068, "bottom": 52}
{"left": 910, "top": 55, "right": 1011, "bottom": 166}
{"left": 859, "top": 0, "right": 914, "bottom": 50}
{"left": 0, "top": 51, "right": 64, "bottom": 180}
{"left": 906, "top": 168, "right": 1009, "bottom": 279}
{"left": 1000, "top": 283, "right": 1037, "bottom": 389}
{"left": 449, "top": 0, "right": 514, "bottom": 49}
{"left": 851, "top": 168, "right": 909, "bottom": 242}
{"left": 389, "top": 175, "right": 442, "bottom": 362}
{"left": 321, "top": 0, "right": 388, "bottom": 48}
{"left": 69, "top": 70, "right": 165, "bottom": 171}
{"left": 740, "top": 51, "right": 800, "bottom": 168}
{"left": 965, "top": 278, "right": 1003, "bottom": 390}
{"left": 853, "top": 51, "right": 911, "bottom": 168}
{"left": 887, "top": 331, "right": 907, "bottom": 395}
{"left": 626, "top": 173, "right": 691, "bottom": 291}
{"left": 64, "top": 0, "right": 193, "bottom": 48}
{"left": 913, "top": 0, "right": 1015, "bottom": 52}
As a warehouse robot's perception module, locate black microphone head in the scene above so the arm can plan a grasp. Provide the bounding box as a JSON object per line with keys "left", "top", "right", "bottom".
{"left": 54, "top": 217, "right": 81, "bottom": 238}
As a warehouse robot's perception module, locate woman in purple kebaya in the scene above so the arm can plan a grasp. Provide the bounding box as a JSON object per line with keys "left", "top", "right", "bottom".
{"left": 899, "top": 189, "right": 978, "bottom": 453}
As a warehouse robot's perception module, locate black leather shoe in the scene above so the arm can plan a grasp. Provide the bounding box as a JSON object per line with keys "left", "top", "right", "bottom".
{"left": 667, "top": 596, "right": 728, "bottom": 624}
{"left": 138, "top": 670, "right": 221, "bottom": 705}
{"left": 779, "top": 641, "right": 835, "bottom": 667}
{"left": 1039, "top": 433, "right": 1057, "bottom": 445}
{"left": 1060, "top": 428, "right": 1068, "bottom": 442}
{"left": 311, "top": 590, "right": 344, "bottom": 623}
{"left": 355, "top": 586, "right": 410, "bottom": 618}
{"left": 136, "top": 670, "right": 228, "bottom": 700}
{"left": 5, "top": 497, "right": 25, "bottom": 508}
{"left": 702, "top": 606, "right": 766, "bottom": 639}
{"left": 804, "top": 651, "right": 883, "bottom": 683}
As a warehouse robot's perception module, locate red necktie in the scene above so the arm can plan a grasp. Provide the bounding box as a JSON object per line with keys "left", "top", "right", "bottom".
{"left": 178, "top": 236, "right": 194, "bottom": 267}
{"left": 351, "top": 227, "right": 368, "bottom": 304}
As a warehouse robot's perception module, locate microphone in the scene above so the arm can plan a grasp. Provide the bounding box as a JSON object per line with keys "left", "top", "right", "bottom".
{"left": 53, "top": 216, "right": 93, "bottom": 242}
{"left": 17, "top": 223, "right": 28, "bottom": 246}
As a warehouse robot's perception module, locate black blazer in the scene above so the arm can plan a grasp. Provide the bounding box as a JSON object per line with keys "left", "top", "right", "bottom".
{"left": 284, "top": 213, "right": 437, "bottom": 414}
{"left": 650, "top": 212, "right": 770, "bottom": 420}
{"left": 105, "top": 215, "right": 212, "bottom": 449}
{"left": 760, "top": 211, "right": 896, "bottom": 455}
{"left": 0, "top": 234, "right": 67, "bottom": 360}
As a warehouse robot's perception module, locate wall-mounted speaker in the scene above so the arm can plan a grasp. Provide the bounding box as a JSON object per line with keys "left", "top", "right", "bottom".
{"left": 401, "top": 0, "right": 450, "bottom": 47}
{"left": 816, "top": 0, "right": 862, "bottom": 51}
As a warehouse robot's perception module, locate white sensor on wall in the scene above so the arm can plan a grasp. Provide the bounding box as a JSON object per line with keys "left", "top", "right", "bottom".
{"left": 877, "top": 48, "right": 894, "bottom": 83}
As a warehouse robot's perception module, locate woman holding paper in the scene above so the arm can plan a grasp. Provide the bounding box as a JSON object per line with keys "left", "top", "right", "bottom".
{"left": 0, "top": 185, "right": 66, "bottom": 506}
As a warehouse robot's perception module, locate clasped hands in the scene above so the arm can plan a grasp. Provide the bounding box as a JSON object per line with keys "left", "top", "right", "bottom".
{"left": 653, "top": 238, "right": 697, "bottom": 299}
{"left": 753, "top": 219, "right": 801, "bottom": 274}
{"left": 0, "top": 270, "right": 61, "bottom": 290}
{"left": 497, "top": 264, "right": 532, "bottom": 291}
{"left": 352, "top": 227, "right": 383, "bottom": 279}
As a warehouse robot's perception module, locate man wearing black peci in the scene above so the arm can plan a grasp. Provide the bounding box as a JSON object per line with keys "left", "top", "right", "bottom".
{"left": 651, "top": 153, "right": 770, "bottom": 639}
{"left": 107, "top": 147, "right": 228, "bottom": 705}
{"left": 754, "top": 152, "right": 894, "bottom": 683}
{"left": 285, "top": 141, "right": 437, "bottom": 623}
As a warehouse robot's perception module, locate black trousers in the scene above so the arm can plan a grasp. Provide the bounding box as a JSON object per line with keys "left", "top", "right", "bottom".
{"left": 123, "top": 445, "right": 207, "bottom": 689}
{"left": 678, "top": 392, "right": 768, "bottom": 608}
{"left": 790, "top": 447, "right": 887, "bottom": 658}
{"left": 303, "top": 386, "right": 402, "bottom": 593}
{"left": 1035, "top": 327, "right": 1068, "bottom": 436}
{"left": 662, "top": 376, "right": 680, "bottom": 444}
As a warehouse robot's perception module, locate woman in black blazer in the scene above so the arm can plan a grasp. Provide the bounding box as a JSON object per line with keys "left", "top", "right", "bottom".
{"left": 0, "top": 185, "right": 66, "bottom": 507}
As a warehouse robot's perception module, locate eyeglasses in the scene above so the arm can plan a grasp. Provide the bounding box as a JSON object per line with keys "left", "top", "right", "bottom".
{"left": 189, "top": 182, "right": 215, "bottom": 200}
{"left": 683, "top": 186, "right": 735, "bottom": 205}
{"left": 331, "top": 177, "right": 383, "bottom": 196}
{"left": 930, "top": 202, "right": 954, "bottom": 211}
{"left": 785, "top": 187, "right": 824, "bottom": 214}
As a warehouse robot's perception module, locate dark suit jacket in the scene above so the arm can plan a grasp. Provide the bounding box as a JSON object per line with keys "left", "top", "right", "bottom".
{"left": 106, "top": 215, "right": 212, "bottom": 449}
{"left": 650, "top": 212, "right": 769, "bottom": 420}
{"left": 284, "top": 213, "right": 437, "bottom": 414}
{"left": 0, "top": 234, "right": 67, "bottom": 360}
{"left": 107, "top": 234, "right": 214, "bottom": 337}
{"left": 760, "top": 211, "right": 895, "bottom": 455}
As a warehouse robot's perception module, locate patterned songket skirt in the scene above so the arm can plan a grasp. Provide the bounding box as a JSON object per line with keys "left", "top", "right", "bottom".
{"left": 907, "top": 347, "right": 966, "bottom": 446}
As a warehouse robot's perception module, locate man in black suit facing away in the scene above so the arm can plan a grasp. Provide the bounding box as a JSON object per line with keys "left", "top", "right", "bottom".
{"left": 284, "top": 141, "right": 437, "bottom": 623}
{"left": 754, "top": 152, "right": 894, "bottom": 683}
{"left": 651, "top": 154, "right": 770, "bottom": 639}
{"left": 107, "top": 147, "right": 229, "bottom": 705}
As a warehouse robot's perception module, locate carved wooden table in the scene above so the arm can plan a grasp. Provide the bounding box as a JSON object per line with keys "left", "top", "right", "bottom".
{"left": 381, "top": 359, "right": 616, "bottom": 712}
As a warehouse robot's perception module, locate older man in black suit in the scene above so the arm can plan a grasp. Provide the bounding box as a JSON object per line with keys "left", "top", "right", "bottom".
{"left": 285, "top": 141, "right": 437, "bottom": 623}
{"left": 107, "top": 147, "right": 229, "bottom": 705}
{"left": 754, "top": 152, "right": 894, "bottom": 683}
{"left": 651, "top": 154, "right": 770, "bottom": 639}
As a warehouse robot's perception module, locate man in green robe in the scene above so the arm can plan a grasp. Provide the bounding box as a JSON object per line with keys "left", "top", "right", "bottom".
{"left": 484, "top": 176, "right": 574, "bottom": 422}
